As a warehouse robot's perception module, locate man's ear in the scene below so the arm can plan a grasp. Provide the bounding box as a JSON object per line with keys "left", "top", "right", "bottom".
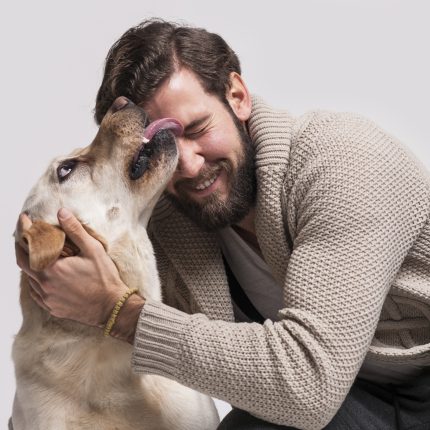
{"left": 16, "top": 220, "right": 66, "bottom": 271}
{"left": 225, "top": 72, "right": 252, "bottom": 122}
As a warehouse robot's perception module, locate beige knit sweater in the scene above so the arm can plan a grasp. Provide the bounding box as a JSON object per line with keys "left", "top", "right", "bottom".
{"left": 132, "top": 97, "right": 430, "bottom": 429}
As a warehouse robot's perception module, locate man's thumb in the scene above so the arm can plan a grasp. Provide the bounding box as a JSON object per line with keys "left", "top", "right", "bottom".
{"left": 58, "top": 208, "right": 92, "bottom": 254}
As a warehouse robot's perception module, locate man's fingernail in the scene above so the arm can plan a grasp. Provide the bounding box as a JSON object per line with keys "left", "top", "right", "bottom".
{"left": 58, "top": 208, "right": 72, "bottom": 220}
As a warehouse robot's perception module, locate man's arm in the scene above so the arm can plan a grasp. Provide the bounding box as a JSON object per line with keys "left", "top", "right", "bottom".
{"left": 131, "top": 113, "right": 430, "bottom": 429}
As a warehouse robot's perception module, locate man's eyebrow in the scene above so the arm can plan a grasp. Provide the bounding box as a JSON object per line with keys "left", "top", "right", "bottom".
{"left": 184, "top": 114, "right": 211, "bottom": 133}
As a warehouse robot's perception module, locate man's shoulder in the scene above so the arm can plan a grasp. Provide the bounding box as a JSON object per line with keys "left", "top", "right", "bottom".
{"left": 293, "top": 109, "right": 377, "bottom": 140}
{"left": 289, "top": 108, "right": 394, "bottom": 161}
{"left": 250, "top": 96, "right": 376, "bottom": 147}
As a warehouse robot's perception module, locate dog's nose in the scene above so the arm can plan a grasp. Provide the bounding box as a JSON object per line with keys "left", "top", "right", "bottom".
{"left": 110, "top": 96, "right": 133, "bottom": 113}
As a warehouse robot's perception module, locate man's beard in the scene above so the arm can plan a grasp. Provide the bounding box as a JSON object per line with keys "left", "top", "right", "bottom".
{"left": 165, "top": 115, "right": 256, "bottom": 232}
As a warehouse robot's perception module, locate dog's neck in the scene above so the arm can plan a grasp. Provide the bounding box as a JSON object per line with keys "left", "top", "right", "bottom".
{"left": 108, "top": 224, "right": 162, "bottom": 301}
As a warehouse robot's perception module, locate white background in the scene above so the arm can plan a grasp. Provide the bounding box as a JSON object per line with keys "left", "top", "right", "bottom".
{"left": 1, "top": 0, "right": 429, "bottom": 425}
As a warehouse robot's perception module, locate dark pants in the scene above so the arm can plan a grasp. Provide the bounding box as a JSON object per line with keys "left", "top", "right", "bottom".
{"left": 217, "top": 370, "right": 430, "bottom": 430}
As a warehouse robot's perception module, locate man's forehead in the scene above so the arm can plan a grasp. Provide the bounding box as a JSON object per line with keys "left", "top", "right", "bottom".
{"left": 142, "top": 68, "right": 217, "bottom": 122}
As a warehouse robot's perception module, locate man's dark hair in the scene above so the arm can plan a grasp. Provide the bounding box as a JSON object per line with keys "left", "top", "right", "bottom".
{"left": 94, "top": 19, "right": 241, "bottom": 125}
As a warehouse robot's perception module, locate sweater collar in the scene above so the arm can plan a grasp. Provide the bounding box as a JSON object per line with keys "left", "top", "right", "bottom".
{"left": 248, "top": 96, "right": 294, "bottom": 285}
{"left": 248, "top": 95, "right": 294, "bottom": 169}
{"left": 150, "top": 203, "right": 234, "bottom": 321}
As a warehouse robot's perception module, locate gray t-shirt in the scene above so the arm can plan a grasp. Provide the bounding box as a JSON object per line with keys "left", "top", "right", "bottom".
{"left": 217, "top": 227, "right": 283, "bottom": 323}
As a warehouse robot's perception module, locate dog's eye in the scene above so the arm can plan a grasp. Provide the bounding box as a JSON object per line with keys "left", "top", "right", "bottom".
{"left": 57, "top": 159, "right": 78, "bottom": 182}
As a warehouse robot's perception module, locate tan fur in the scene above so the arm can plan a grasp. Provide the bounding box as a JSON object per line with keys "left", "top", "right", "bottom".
{"left": 12, "top": 101, "right": 219, "bottom": 430}
{"left": 18, "top": 220, "right": 66, "bottom": 271}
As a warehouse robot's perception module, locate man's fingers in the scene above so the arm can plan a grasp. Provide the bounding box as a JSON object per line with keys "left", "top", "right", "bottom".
{"left": 28, "top": 282, "right": 50, "bottom": 312}
{"left": 57, "top": 208, "right": 96, "bottom": 255}
{"left": 28, "top": 276, "right": 46, "bottom": 299}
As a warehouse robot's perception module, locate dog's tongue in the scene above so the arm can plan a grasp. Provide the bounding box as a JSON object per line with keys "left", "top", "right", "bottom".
{"left": 143, "top": 118, "right": 183, "bottom": 141}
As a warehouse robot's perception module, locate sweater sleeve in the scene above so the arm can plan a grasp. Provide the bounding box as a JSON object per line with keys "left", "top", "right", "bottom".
{"left": 132, "top": 113, "right": 429, "bottom": 430}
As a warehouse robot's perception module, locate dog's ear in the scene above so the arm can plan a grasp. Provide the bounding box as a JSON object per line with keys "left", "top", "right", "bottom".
{"left": 17, "top": 219, "right": 66, "bottom": 271}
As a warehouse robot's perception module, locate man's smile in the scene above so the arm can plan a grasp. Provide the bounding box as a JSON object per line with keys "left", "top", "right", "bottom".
{"left": 177, "top": 168, "right": 226, "bottom": 199}
{"left": 194, "top": 171, "right": 219, "bottom": 191}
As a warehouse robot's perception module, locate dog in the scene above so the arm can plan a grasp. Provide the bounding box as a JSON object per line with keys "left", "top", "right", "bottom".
{"left": 11, "top": 96, "right": 220, "bottom": 430}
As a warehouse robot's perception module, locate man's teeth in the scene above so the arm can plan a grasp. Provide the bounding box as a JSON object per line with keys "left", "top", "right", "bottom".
{"left": 195, "top": 174, "right": 218, "bottom": 191}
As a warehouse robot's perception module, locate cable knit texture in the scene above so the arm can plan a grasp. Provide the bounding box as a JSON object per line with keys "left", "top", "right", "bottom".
{"left": 132, "top": 97, "right": 430, "bottom": 429}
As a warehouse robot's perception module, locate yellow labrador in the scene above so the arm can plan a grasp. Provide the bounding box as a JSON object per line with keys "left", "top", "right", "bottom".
{"left": 11, "top": 97, "right": 219, "bottom": 430}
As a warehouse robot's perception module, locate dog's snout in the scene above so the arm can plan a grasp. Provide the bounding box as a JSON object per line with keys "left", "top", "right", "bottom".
{"left": 110, "top": 96, "right": 133, "bottom": 113}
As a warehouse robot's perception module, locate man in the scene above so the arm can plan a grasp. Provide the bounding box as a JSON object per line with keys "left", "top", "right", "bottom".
{"left": 16, "top": 19, "right": 430, "bottom": 429}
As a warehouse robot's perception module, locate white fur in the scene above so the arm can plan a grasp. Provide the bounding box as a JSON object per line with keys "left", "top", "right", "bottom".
{"left": 12, "top": 105, "right": 219, "bottom": 430}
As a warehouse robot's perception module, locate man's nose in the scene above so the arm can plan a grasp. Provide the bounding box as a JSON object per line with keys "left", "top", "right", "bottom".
{"left": 176, "top": 137, "right": 205, "bottom": 178}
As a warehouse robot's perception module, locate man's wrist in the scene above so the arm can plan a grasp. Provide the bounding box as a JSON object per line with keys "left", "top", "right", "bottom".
{"left": 109, "top": 293, "right": 145, "bottom": 344}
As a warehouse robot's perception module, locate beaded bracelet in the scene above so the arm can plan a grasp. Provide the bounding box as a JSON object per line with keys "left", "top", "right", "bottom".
{"left": 104, "top": 288, "right": 139, "bottom": 337}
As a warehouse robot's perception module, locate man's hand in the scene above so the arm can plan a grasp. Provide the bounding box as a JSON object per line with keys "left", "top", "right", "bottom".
{"left": 15, "top": 208, "right": 129, "bottom": 328}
